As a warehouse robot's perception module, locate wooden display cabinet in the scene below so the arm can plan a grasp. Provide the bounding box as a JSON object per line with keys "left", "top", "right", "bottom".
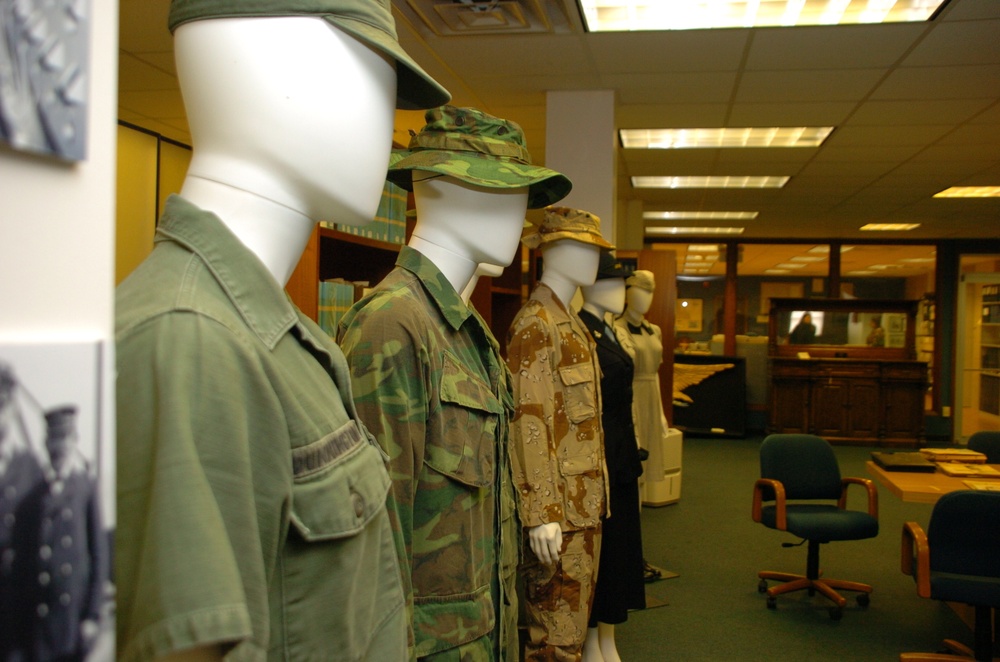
{"left": 767, "top": 298, "right": 927, "bottom": 447}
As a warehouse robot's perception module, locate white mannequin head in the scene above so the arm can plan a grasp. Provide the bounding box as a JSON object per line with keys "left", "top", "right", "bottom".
{"left": 539, "top": 240, "right": 601, "bottom": 306}
{"left": 582, "top": 278, "right": 626, "bottom": 317}
{"left": 175, "top": 17, "right": 397, "bottom": 226}
{"left": 409, "top": 174, "right": 528, "bottom": 297}
{"left": 626, "top": 287, "right": 653, "bottom": 316}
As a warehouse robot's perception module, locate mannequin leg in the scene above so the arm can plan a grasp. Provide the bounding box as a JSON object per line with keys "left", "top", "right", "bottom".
{"left": 582, "top": 626, "right": 604, "bottom": 662}
{"left": 598, "top": 622, "right": 622, "bottom": 662}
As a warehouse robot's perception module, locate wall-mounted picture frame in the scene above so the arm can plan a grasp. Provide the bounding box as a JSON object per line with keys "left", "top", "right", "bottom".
{"left": 0, "top": 1, "right": 91, "bottom": 161}
{"left": 676, "top": 298, "right": 703, "bottom": 332}
{"left": 0, "top": 339, "right": 113, "bottom": 657}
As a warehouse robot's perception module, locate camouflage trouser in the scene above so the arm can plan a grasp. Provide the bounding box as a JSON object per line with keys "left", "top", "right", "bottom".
{"left": 418, "top": 635, "right": 492, "bottom": 662}
{"left": 521, "top": 527, "right": 602, "bottom": 662}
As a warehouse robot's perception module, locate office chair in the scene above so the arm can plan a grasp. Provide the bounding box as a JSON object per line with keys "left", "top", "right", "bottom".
{"left": 966, "top": 431, "right": 1000, "bottom": 463}
{"left": 752, "top": 434, "right": 879, "bottom": 620}
{"left": 900, "top": 490, "right": 1000, "bottom": 661}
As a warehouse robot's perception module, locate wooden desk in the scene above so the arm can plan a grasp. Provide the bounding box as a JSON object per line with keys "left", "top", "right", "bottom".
{"left": 865, "top": 461, "right": 1000, "bottom": 504}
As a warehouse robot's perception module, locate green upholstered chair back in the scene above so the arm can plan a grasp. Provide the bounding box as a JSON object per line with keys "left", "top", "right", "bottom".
{"left": 967, "top": 431, "right": 1000, "bottom": 463}
{"left": 759, "top": 434, "right": 843, "bottom": 501}
{"left": 926, "top": 490, "right": 1000, "bottom": 587}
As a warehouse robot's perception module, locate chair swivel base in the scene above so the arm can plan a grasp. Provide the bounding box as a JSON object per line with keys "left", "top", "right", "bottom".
{"left": 757, "top": 570, "right": 872, "bottom": 620}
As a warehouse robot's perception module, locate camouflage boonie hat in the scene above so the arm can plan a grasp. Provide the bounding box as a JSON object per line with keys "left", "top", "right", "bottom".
{"left": 627, "top": 269, "right": 655, "bottom": 292}
{"left": 521, "top": 206, "right": 613, "bottom": 250}
{"left": 168, "top": 0, "right": 450, "bottom": 110}
{"left": 388, "top": 105, "right": 572, "bottom": 209}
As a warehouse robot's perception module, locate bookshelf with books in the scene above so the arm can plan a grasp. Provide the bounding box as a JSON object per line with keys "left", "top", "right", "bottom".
{"left": 285, "top": 181, "right": 528, "bottom": 345}
{"left": 981, "top": 285, "right": 1000, "bottom": 416}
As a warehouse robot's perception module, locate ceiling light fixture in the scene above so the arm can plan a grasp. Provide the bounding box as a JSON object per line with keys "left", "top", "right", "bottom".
{"left": 688, "top": 244, "right": 721, "bottom": 253}
{"left": 644, "top": 211, "right": 759, "bottom": 220}
{"left": 622, "top": 127, "right": 833, "bottom": 149}
{"left": 933, "top": 186, "right": 1000, "bottom": 198}
{"left": 581, "top": 0, "right": 947, "bottom": 32}
{"left": 633, "top": 176, "right": 789, "bottom": 189}
{"left": 645, "top": 227, "right": 745, "bottom": 236}
{"left": 860, "top": 223, "right": 921, "bottom": 231}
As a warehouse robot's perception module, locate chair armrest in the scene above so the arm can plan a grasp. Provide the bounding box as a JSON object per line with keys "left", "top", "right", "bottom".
{"left": 901, "top": 520, "right": 931, "bottom": 598}
{"left": 752, "top": 478, "right": 786, "bottom": 529}
{"left": 839, "top": 477, "right": 878, "bottom": 518}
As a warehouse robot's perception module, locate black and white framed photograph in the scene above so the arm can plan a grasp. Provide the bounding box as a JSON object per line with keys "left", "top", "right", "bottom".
{"left": 0, "top": 0, "right": 91, "bottom": 161}
{"left": 0, "top": 339, "right": 112, "bottom": 661}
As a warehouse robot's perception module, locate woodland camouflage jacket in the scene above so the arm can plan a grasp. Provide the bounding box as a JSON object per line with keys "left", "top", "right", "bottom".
{"left": 338, "top": 246, "right": 518, "bottom": 660}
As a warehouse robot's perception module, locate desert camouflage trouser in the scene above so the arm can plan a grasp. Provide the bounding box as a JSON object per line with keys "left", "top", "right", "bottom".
{"left": 521, "top": 527, "right": 602, "bottom": 662}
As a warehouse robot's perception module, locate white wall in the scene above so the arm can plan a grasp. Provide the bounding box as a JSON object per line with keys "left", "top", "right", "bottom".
{"left": 0, "top": 0, "right": 119, "bottom": 522}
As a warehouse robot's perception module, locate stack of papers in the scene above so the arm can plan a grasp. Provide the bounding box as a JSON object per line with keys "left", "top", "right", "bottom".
{"left": 936, "top": 462, "right": 1000, "bottom": 477}
{"left": 963, "top": 480, "right": 1000, "bottom": 491}
{"left": 920, "top": 448, "right": 988, "bottom": 464}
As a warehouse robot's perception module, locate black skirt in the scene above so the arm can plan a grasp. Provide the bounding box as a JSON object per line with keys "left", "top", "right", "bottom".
{"left": 589, "top": 478, "right": 646, "bottom": 625}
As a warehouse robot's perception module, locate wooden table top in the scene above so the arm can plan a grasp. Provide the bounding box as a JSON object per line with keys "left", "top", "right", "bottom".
{"left": 865, "top": 461, "right": 1000, "bottom": 504}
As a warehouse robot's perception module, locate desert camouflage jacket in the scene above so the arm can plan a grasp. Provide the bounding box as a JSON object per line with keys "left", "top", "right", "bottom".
{"left": 338, "top": 246, "right": 518, "bottom": 660}
{"left": 506, "top": 283, "right": 608, "bottom": 532}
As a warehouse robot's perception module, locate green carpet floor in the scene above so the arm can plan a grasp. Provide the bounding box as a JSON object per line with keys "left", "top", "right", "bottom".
{"left": 613, "top": 435, "right": 972, "bottom": 661}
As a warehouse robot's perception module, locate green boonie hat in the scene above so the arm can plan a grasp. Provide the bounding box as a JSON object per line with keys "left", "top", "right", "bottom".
{"left": 168, "top": 0, "right": 451, "bottom": 111}
{"left": 595, "top": 250, "right": 627, "bottom": 280}
{"left": 522, "top": 206, "right": 613, "bottom": 250}
{"left": 627, "top": 269, "right": 655, "bottom": 292}
{"left": 387, "top": 105, "right": 572, "bottom": 209}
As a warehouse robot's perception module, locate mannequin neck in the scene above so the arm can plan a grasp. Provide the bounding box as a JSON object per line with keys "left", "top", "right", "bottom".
{"left": 581, "top": 301, "right": 609, "bottom": 320}
{"left": 540, "top": 271, "right": 580, "bottom": 310}
{"left": 624, "top": 306, "right": 645, "bottom": 326}
{"left": 181, "top": 175, "right": 314, "bottom": 287}
{"left": 408, "top": 233, "right": 477, "bottom": 302}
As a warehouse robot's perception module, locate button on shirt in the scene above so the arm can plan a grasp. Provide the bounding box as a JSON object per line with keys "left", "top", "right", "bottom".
{"left": 338, "top": 246, "right": 518, "bottom": 660}
{"left": 115, "top": 195, "right": 405, "bottom": 662}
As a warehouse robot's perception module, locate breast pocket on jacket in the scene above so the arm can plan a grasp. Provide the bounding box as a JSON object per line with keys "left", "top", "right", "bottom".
{"left": 558, "top": 362, "right": 597, "bottom": 424}
{"left": 284, "top": 422, "right": 404, "bottom": 660}
{"left": 425, "top": 352, "right": 502, "bottom": 488}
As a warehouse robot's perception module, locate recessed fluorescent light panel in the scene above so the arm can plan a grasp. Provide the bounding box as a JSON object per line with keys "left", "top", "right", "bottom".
{"left": 645, "top": 227, "right": 745, "bottom": 235}
{"left": 621, "top": 127, "right": 833, "bottom": 149}
{"left": 644, "top": 211, "right": 759, "bottom": 220}
{"left": 860, "top": 223, "right": 921, "bottom": 231}
{"left": 933, "top": 186, "right": 1000, "bottom": 198}
{"left": 581, "top": 0, "right": 947, "bottom": 31}
{"left": 633, "top": 176, "right": 789, "bottom": 189}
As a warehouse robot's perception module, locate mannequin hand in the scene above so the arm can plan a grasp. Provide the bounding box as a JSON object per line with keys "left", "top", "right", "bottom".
{"left": 528, "top": 522, "right": 563, "bottom": 565}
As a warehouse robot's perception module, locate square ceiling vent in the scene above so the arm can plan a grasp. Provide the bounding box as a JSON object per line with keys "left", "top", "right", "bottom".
{"left": 403, "top": 0, "right": 576, "bottom": 35}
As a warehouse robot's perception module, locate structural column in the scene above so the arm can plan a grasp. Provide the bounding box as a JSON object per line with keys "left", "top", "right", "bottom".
{"left": 545, "top": 90, "right": 617, "bottom": 244}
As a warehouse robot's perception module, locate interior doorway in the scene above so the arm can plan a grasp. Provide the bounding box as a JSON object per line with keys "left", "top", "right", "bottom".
{"left": 955, "top": 268, "right": 1000, "bottom": 442}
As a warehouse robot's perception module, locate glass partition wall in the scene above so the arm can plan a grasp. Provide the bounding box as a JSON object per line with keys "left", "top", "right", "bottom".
{"left": 651, "top": 241, "right": 938, "bottom": 419}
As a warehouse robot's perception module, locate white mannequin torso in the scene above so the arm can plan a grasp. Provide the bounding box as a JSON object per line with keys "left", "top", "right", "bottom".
{"left": 409, "top": 175, "right": 528, "bottom": 299}
{"left": 539, "top": 240, "right": 601, "bottom": 308}
{"left": 174, "top": 17, "right": 396, "bottom": 286}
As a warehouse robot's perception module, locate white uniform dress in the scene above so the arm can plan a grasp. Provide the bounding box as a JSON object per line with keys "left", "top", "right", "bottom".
{"left": 615, "top": 317, "right": 668, "bottom": 490}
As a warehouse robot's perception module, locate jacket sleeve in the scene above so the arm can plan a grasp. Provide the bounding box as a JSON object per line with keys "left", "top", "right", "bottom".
{"left": 506, "top": 311, "right": 564, "bottom": 528}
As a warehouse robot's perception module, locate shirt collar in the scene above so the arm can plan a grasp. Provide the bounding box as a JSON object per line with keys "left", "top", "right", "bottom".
{"left": 395, "top": 245, "right": 472, "bottom": 331}
{"left": 155, "top": 195, "right": 298, "bottom": 349}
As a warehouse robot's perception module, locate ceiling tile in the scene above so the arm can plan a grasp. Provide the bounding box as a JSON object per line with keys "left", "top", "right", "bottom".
{"left": 736, "top": 69, "right": 885, "bottom": 103}
{"left": 746, "top": 23, "right": 923, "bottom": 70}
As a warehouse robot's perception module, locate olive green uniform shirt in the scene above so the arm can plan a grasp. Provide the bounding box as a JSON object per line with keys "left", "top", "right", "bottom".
{"left": 116, "top": 195, "right": 406, "bottom": 662}
{"left": 338, "top": 246, "right": 519, "bottom": 661}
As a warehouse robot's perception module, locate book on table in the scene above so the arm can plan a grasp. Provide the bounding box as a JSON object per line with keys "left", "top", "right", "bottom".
{"left": 936, "top": 462, "right": 1000, "bottom": 477}
{"left": 919, "top": 448, "right": 988, "bottom": 463}
{"left": 871, "top": 451, "right": 937, "bottom": 473}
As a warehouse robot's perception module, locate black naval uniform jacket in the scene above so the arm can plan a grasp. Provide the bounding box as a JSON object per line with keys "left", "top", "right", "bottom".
{"left": 578, "top": 310, "right": 644, "bottom": 486}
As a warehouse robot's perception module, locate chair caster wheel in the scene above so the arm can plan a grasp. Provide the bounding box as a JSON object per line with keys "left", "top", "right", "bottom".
{"left": 758, "top": 579, "right": 768, "bottom": 593}
{"left": 766, "top": 597, "right": 777, "bottom": 610}
{"left": 829, "top": 606, "right": 843, "bottom": 621}
{"left": 856, "top": 594, "right": 870, "bottom": 608}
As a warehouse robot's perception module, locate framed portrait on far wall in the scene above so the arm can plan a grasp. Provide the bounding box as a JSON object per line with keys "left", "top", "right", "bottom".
{"left": 0, "top": 0, "right": 91, "bottom": 161}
